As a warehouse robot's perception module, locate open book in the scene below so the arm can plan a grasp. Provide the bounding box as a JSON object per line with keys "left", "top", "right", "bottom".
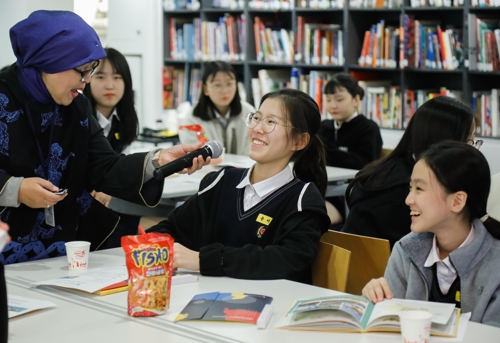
{"left": 32, "top": 266, "right": 198, "bottom": 296}
{"left": 175, "top": 292, "right": 274, "bottom": 329}
{"left": 276, "top": 295, "right": 461, "bottom": 337}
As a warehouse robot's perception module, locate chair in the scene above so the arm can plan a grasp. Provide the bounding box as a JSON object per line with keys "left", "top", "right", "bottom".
{"left": 379, "top": 148, "right": 393, "bottom": 159}
{"left": 322, "top": 230, "right": 391, "bottom": 295}
{"left": 312, "top": 240, "right": 351, "bottom": 292}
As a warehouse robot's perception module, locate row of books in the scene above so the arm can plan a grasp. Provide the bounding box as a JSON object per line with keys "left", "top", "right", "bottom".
{"left": 295, "top": 17, "right": 344, "bottom": 65}
{"left": 169, "top": 15, "right": 246, "bottom": 62}
{"left": 409, "top": 0, "right": 463, "bottom": 7}
{"left": 249, "top": 0, "right": 293, "bottom": 9}
{"left": 359, "top": 21, "right": 400, "bottom": 68}
{"left": 163, "top": 0, "right": 200, "bottom": 10}
{"left": 254, "top": 17, "right": 295, "bottom": 63}
{"left": 471, "top": 0, "right": 500, "bottom": 6}
{"left": 297, "top": 0, "right": 345, "bottom": 8}
{"left": 213, "top": 0, "right": 245, "bottom": 8}
{"left": 472, "top": 90, "right": 500, "bottom": 137}
{"left": 468, "top": 15, "right": 500, "bottom": 72}
{"left": 163, "top": 65, "right": 202, "bottom": 109}
{"left": 349, "top": 0, "right": 402, "bottom": 8}
{"left": 400, "top": 15, "right": 463, "bottom": 70}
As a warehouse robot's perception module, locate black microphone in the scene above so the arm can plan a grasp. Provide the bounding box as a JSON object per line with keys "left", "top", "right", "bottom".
{"left": 153, "top": 140, "right": 223, "bottom": 179}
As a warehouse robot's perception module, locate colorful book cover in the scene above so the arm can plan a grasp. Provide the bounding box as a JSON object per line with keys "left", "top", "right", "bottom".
{"left": 175, "top": 292, "right": 273, "bottom": 325}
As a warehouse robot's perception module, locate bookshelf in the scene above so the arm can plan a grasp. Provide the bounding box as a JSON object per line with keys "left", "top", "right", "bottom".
{"left": 162, "top": 0, "right": 500, "bottom": 138}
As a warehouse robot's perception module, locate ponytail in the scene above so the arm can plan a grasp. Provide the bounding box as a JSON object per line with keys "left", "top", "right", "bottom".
{"left": 293, "top": 135, "right": 327, "bottom": 197}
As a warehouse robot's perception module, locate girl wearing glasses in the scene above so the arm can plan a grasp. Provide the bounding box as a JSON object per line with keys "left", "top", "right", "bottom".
{"left": 363, "top": 141, "right": 500, "bottom": 327}
{"left": 149, "top": 89, "right": 330, "bottom": 283}
{"left": 178, "top": 61, "right": 255, "bottom": 155}
{"left": 0, "top": 11, "right": 207, "bottom": 264}
{"left": 83, "top": 48, "right": 140, "bottom": 248}
{"left": 343, "top": 96, "right": 477, "bottom": 248}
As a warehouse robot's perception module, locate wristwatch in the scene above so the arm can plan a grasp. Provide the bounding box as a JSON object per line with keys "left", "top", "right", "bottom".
{"left": 152, "top": 150, "right": 161, "bottom": 168}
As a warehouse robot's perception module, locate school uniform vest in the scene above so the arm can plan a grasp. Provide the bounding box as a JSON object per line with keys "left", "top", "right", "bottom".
{"left": 214, "top": 168, "right": 303, "bottom": 247}
{"left": 429, "top": 264, "right": 462, "bottom": 308}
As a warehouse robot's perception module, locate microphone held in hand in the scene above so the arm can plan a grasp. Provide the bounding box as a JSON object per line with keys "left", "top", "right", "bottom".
{"left": 153, "top": 140, "right": 223, "bottom": 179}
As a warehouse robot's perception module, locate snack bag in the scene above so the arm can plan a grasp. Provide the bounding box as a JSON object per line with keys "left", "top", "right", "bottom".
{"left": 179, "top": 124, "right": 208, "bottom": 144}
{"left": 121, "top": 228, "right": 174, "bottom": 317}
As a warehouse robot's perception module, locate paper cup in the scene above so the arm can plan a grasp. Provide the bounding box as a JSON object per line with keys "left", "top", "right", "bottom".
{"left": 399, "top": 310, "right": 433, "bottom": 343}
{"left": 65, "top": 241, "right": 90, "bottom": 270}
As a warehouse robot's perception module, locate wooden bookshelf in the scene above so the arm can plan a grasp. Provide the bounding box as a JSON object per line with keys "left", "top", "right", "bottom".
{"left": 162, "top": 0, "right": 500, "bottom": 138}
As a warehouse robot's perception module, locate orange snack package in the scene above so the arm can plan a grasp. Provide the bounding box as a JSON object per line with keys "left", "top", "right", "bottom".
{"left": 121, "top": 229, "right": 174, "bottom": 317}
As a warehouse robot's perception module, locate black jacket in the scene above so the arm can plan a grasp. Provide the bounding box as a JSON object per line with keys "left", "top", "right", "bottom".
{"left": 149, "top": 167, "right": 330, "bottom": 284}
{"left": 342, "top": 156, "right": 414, "bottom": 248}
{"left": 0, "top": 263, "right": 6, "bottom": 343}
{"left": 318, "top": 115, "right": 382, "bottom": 170}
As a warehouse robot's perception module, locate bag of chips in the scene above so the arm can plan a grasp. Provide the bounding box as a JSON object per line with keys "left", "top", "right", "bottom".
{"left": 121, "top": 228, "right": 174, "bottom": 317}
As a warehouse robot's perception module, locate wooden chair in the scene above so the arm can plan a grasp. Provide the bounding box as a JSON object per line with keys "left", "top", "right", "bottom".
{"left": 312, "top": 240, "right": 351, "bottom": 292}
{"left": 379, "top": 148, "right": 393, "bottom": 159}
{"left": 322, "top": 230, "right": 391, "bottom": 295}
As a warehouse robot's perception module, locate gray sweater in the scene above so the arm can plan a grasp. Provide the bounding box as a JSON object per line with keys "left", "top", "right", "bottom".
{"left": 385, "top": 219, "right": 500, "bottom": 327}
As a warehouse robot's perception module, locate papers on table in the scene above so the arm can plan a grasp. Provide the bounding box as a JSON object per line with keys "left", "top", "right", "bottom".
{"left": 8, "top": 295, "right": 56, "bottom": 318}
{"left": 31, "top": 265, "right": 198, "bottom": 295}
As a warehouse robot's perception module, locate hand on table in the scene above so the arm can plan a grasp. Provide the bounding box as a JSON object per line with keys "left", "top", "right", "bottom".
{"left": 158, "top": 143, "right": 211, "bottom": 175}
{"left": 173, "top": 242, "right": 200, "bottom": 271}
{"left": 362, "top": 277, "right": 394, "bottom": 303}
{"left": 18, "top": 177, "right": 68, "bottom": 208}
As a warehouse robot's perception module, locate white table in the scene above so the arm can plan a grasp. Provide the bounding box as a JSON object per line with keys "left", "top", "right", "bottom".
{"left": 5, "top": 249, "right": 500, "bottom": 343}
{"left": 110, "top": 154, "right": 358, "bottom": 215}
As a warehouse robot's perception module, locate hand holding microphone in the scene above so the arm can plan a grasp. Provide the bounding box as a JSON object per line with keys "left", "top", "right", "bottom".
{"left": 153, "top": 140, "right": 223, "bottom": 179}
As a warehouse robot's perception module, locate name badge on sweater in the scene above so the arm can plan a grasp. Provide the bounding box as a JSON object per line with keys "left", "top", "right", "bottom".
{"left": 256, "top": 213, "right": 273, "bottom": 225}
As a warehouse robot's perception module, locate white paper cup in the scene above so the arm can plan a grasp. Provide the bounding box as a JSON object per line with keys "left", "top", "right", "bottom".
{"left": 399, "top": 310, "right": 433, "bottom": 343}
{"left": 65, "top": 241, "right": 90, "bottom": 270}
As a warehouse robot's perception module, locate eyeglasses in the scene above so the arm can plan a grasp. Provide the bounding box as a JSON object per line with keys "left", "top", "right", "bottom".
{"left": 467, "top": 139, "right": 484, "bottom": 150}
{"left": 207, "top": 81, "right": 237, "bottom": 92}
{"left": 245, "top": 112, "right": 294, "bottom": 133}
{"left": 73, "top": 60, "right": 100, "bottom": 82}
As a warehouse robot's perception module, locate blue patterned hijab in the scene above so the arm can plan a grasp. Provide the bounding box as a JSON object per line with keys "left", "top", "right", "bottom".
{"left": 10, "top": 10, "right": 106, "bottom": 105}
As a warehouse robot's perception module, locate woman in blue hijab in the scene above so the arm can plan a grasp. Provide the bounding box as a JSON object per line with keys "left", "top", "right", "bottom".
{"left": 0, "top": 10, "right": 207, "bottom": 265}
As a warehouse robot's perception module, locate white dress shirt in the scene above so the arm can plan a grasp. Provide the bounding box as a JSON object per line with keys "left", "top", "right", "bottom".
{"left": 214, "top": 108, "right": 231, "bottom": 128}
{"left": 96, "top": 108, "right": 131, "bottom": 155}
{"left": 424, "top": 225, "right": 475, "bottom": 294}
{"left": 236, "top": 165, "right": 294, "bottom": 211}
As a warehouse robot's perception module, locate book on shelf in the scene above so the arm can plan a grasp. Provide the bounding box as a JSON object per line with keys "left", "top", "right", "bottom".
{"left": 471, "top": 0, "right": 500, "bottom": 7}
{"left": 213, "top": 0, "right": 245, "bottom": 9}
{"left": 275, "top": 295, "right": 462, "bottom": 337}
{"left": 299, "top": 0, "right": 345, "bottom": 8}
{"left": 249, "top": 0, "right": 293, "bottom": 9}
{"left": 358, "top": 20, "right": 399, "bottom": 69}
{"left": 296, "top": 16, "right": 343, "bottom": 65}
{"left": 253, "top": 17, "right": 294, "bottom": 64}
{"left": 349, "top": 0, "right": 402, "bottom": 8}
{"left": 468, "top": 14, "right": 500, "bottom": 72}
{"left": 408, "top": 0, "right": 462, "bottom": 7}
{"left": 472, "top": 89, "right": 500, "bottom": 137}
{"left": 175, "top": 292, "right": 274, "bottom": 329}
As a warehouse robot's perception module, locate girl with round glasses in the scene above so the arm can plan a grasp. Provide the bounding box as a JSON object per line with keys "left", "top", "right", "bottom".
{"left": 0, "top": 10, "right": 208, "bottom": 264}
{"left": 148, "top": 89, "right": 330, "bottom": 283}
{"left": 179, "top": 61, "right": 255, "bottom": 155}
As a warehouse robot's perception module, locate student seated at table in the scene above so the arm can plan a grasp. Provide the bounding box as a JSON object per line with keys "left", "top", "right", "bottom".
{"left": 342, "top": 96, "right": 476, "bottom": 247}
{"left": 148, "top": 89, "right": 331, "bottom": 283}
{"left": 317, "top": 73, "right": 382, "bottom": 225}
{"left": 362, "top": 141, "right": 500, "bottom": 327}
{"left": 178, "top": 61, "right": 255, "bottom": 155}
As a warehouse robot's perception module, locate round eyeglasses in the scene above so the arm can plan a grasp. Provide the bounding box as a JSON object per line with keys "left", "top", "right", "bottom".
{"left": 467, "top": 139, "right": 483, "bottom": 150}
{"left": 73, "top": 60, "right": 100, "bottom": 82}
{"left": 245, "top": 112, "right": 294, "bottom": 134}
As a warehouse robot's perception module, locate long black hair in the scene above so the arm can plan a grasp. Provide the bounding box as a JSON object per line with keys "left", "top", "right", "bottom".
{"left": 346, "top": 96, "right": 475, "bottom": 199}
{"left": 419, "top": 141, "right": 500, "bottom": 239}
{"left": 324, "top": 73, "right": 365, "bottom": 100}
{"left": 192, "top": 61, "right": 242, "bottom": 121}
{"left": 260, "top": 89, "right": 327, "bottom": 197}
{"left": 83, "top": 47, "right": 139, "bottom": 147}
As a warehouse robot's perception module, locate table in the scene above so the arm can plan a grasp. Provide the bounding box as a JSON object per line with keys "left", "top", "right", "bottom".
{"left": 5, "top": 249, "right": 500, "bottom": 343}
{"left": 109, "top": 154, "right": 358, "bottom": 215}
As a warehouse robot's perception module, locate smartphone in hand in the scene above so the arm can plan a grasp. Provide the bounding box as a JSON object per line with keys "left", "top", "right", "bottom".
{"left": 53, "top": 188, "right": 68, "bottom": 195}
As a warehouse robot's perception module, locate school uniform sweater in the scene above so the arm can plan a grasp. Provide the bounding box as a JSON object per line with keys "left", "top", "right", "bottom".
{"left": 178, "top": 101, "right": 255, "bottom": 155}
{"left": 149, "top": 167, "right": 330, "bottom": 284}
{"left": 318, "top": 115, "right": 382, "bottom": 170}
{"left": 385, "top": 219, "right": 500, "bottom": 327}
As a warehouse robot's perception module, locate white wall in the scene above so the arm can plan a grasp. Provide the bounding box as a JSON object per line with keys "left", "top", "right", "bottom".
{"left": 0, "top": 0, "right": 73, "bottom": 68}
{"left": 107, "top": 0, "right": 163, "bottom": 130}
{"left": 381, "top": 129, "right": 500, "bottom": 175}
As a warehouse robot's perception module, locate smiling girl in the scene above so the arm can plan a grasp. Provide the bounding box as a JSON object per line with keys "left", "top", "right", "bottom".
{"left": 362, "top": 141, "right": 500, "bottom": 327}
{"left": 148, "top": 89, "right": 331, "bottom": 283}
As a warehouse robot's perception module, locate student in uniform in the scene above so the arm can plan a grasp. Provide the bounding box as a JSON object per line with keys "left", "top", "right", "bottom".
{"left": 318, "top": 73, "right": 382, "bottom": 225}
{"left": 148, "top": 89, "right": 331, "bottom": 283}
{"left": 342, "top": 96, "right": 476, "bottom": 247}
{"left": 318, "top": 73, "right": 382, "bottom": 170}
{"left": 178, "top": 61, "right": 255, "bottom": 155}
{"left": 83, "top": 47, "right": 141, "bottom": 248}
{"left": 362, "top": 141, "right": 500, "bottom": 327}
